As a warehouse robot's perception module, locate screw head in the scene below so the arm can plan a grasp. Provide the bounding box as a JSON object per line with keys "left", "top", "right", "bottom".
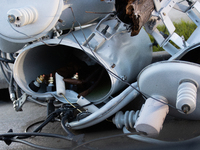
{"left": 8, "top": 15, "right": 15, "bottom": 23}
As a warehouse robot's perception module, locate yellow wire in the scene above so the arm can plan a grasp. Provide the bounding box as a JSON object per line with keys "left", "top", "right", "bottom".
{"left": 61, "top": 93, "right": 82, "bottom": 113}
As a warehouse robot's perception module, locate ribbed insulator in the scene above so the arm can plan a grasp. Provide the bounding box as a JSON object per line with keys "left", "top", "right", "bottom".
{"left": 176, "top": 80, "right": 197, "bottom": 114}
{"left": 112, "top": 110, "right": 139, "bottom": 129}
{"left": 7, "top": 6, "right": 38, "bottom": 27}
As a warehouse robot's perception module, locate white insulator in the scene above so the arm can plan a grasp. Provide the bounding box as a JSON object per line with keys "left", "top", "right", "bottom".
{"left": 7, "top": 6, "right": 38, "bottom": 27}
{"left": 55, "top": 73, "right": 66, "bottom": 97}
{"left": 134, "top": 95, "right": 169, "bottom": 137}
{"left": 77, "top": 96, "right": 99, "bottom": 113}
{"left": 176, "top": 80, "right": 198, "bottom": 114}
{"left": 112, "top": 110, "right": 139, "bottom": 129}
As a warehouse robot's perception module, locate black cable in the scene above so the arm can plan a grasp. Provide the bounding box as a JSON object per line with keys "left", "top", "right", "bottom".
{"left": 0, "top": 130, "right": 141, "bottom": 150}
{"left": 0, "top": 57, "right": 14, "bottom": 63}
{"left": 0, "top": 132, "right": 73, "bottom": 150}
{"left": 3, "top": 6, "right": 198, "bottom": 150}
{"left": 0, "top": 62, "right": 9, "bottom": 83}
{"left": 0, "top": 107, "right": 77, "bottom": 149}
{"left": 15, "top": 84, "right": 22, "bottom": 99}
{"left": 0, "top": 132, "right": 73, "bottom": 141}
{"left": 0, "top": 52, "right": 10, "bottom": 83}
{"left": 61, "top": 116, "right": 75, "bottom": 137}
{"left": 25, "top": 120, "right": 45, "bottom": 133}
{"left": 73, "top": 132, "right": 141, "bottom": 150}
{"left": 12, "top": 138, "right": 66, "bottom": 150}
{"left": 8, "top": 73, "right": 15, "bottom": 101}
{"left": 33, "top": 115, "right": 55, "bottom": 133}
{"left": 0, "top": 51, "right": 15, "bottom": 63}
{"left": 9, "top": 53, "right": 15, "bottom": 61}
{"left": 32, "top": 108, "right": 64, "bottom": 133}
{"left": 16, "top": 108, "right": 63, "bottom": 140}
{"left": 25, "top": 101, "right": 95, "bottom": 134}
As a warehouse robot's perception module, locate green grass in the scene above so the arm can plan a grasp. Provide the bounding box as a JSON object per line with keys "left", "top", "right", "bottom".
{"left": 148, "top": 20, "right": 197, "bottom": 52}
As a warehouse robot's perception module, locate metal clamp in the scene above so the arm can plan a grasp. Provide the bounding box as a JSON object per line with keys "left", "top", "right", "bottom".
{"left": 13, "top": 93, "right": 28, "bottom": 111}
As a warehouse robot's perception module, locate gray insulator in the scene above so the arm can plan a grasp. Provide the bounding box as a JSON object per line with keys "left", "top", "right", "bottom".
{"left": 112, "top": 110, "right": 139, "bottom": 129}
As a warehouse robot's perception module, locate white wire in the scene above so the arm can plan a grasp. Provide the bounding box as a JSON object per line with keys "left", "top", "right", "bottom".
{"left": 68, "top": 82, "right": 139, "bottom": 129}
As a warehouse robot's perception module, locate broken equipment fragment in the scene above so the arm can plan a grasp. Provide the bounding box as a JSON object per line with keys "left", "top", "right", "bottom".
{"left": 115, "top": 0, "right": 155, "bottom": 36}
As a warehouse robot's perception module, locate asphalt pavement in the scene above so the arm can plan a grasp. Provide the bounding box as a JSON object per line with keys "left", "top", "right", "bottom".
{"left": 1, "top": 94, "right": 200, "bottom": 150}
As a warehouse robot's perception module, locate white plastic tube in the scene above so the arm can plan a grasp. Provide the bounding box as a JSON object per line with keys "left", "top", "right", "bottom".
{"left": 134, "top": 95, "right": 169, "bottom": 137}
{"left": 55, "top": 73, "right": 65, "bottom": 97}
{"left": 68, "top": 82, "right": 139, "bottom": 129}
{"left": 77, "top": 96, "right": 99, "bottom": 113}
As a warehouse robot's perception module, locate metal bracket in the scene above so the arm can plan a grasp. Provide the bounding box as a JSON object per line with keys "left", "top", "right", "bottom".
{"left": 153, "top": 0, "right": 161, "bottom": 12}
{"left": 82, "top": 13, "right": 129, "bottom": 51}
{"left": 13, "top": 93, "right": 28, "bottom": 111}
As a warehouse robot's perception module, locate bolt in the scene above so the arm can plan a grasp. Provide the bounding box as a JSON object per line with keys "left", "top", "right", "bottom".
{"left": 101, "top": 25, "right": 109, "bottom": 35}
{"left": 121, "top": 75, "right": 127, "bottom": 81}
{"left": 111, "top": 64, "right": 116, "bottom": 68}
{"left": 182, "top": 104, "right": 190, "bottom": 114}
{"left": 8, "top": 15, "right": 15, "bottom": 23}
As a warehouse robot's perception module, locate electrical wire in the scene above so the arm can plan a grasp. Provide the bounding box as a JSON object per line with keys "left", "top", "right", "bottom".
{"left": 0, "top": 132, "right": 73, "bottom": 150}
{"left": 85, "top": 11, "right": 113, "bottom": 14}
{"left": 25, "top": 101, "right": 95, "bottom": 134}
{"left": 70, "top": 31, "right": 182, "bottom": 113}
{"left": 0, "top": 51, "right": 14, "bottom": 84}
{"left": 0, "top": 51, "right": 14, "bottom": 64}
{"left": 11, "top": 138, "right": 67, "bottom": 150}
{"left": 73, "top": 124, "right": 200, "bottom": 150}
{"left": 61, "top": 116, "right": 75, "bottom": 137}
{"left": 25, "top": 120, "right": 45, "bottom": 133}
{"left": 3, "top": 127, "right": 200, "bottom": 150}
{"left": 1, "top": 3, "right": 199, "bottom": 150}
{"left": 32, "top": 109, "right": 64, "bottom": 134}
{"left": 7, "top": 7, "right": 76, "bottom": 48}
{"left": 9, "top": 53, "right": 15, "bottom": 61}
{"left": 62, "top": 93, "right": 82, "bottom": 113}
{"left": 8, "top": 21, "right": 73, "bottom": 47}
{"left": 1, "top": 62, "right": 12, "bottom": 74}
{"left": 68, "top": 11, "right": 185, "bottom": 113}
{"left": 4, "top": 0, "right": 188, "bottom": 113}
{"left": 0, "top": 105, "right": 89, "bottom": 149}
{"left": 72, "top": 132, "right": 141, "bottom": 150}
{"left": 0, "top": 62, "right": 9, "bottom": 83}
{"left": 0, "top": 57, "right": 14, "bottom": 63}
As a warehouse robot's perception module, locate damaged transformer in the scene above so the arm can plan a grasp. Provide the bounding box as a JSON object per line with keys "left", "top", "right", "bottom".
{"left": 1, "top": 0, "right": 200, "bottom": 149}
